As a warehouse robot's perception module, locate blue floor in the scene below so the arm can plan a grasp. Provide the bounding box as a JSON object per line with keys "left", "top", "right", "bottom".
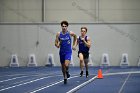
{"left": 0, "top": 66, "right": 140, "bottom": 93}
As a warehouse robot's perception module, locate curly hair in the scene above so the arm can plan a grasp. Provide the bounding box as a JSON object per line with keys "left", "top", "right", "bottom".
{"left": 61, "top": 20, "right": 69, "bottom": 26}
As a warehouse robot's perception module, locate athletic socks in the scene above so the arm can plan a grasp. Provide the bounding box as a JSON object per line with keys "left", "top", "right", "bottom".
{"left": 66, "top": 71, "right": 70, "bottom": 78}
{"left": 64, "top": 79, "right": 67, "bottom": 84}
{"left": 64, "top": 66, "right": 70, "bottom": 84}
{"left": 66, "top": 66, "right": 70, "bottom": 78}
{"left": 80, "top": 71, "right": 89, "bottom": 78}
{"left": 86, "top": 71, "right": 89, "bottom": 78}
{"left": 80, "top": 71, "right": 83, "bottom": 77}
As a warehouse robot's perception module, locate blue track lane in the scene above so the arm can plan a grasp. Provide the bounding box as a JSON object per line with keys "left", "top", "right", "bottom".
{"left": 0, "top": 66, "right": 140, "bottom": 93}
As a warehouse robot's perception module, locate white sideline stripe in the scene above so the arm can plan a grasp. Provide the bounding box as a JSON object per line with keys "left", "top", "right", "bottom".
{"left": 0, "top": 72, "right": 59, "bottom": 77}
{"left": 0, "top": 76, "right": 53, "bottom": 92}
{"left": 103, "top": 71, "right": 140, "bottom": 76}
{"left": 30, "top": 76, "right": 79, "bottom": 93}
{"left": 67, "top": 71, "right": 140, "bottom": 93}
{"left": 118, "top": 73, "right": 131, "bottom": 93}
{"left": 66, "top": 76, "right": 97, "bottom": 93}
{"left": 0, "top": 76, "right": 29, "bottom": 83}
{"left": 0, "top": 74, "right": 24, "bottom": 77}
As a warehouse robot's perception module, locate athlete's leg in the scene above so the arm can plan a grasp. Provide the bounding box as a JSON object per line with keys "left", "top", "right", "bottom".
{"left": 61, "top": 63, "right": 66, "bottom": 78}
{"left": 79, "top": 53, "right": 84, "bottom": 77}
{"left": 65, "top": 60, "right": 70, "bottom": 78}
{"left": 65, "top": 53, "right": 71, "bottom": 78}
{"left": 59, "top": 53, "right": 67, "bottom": 84}
{"left": 61, "top": 63, "right": 68, "bottom": 84}
{"left": 84, "top": 58, "right": 89, "bottom": 78}
{"left": 62, "top": 53, "right": 71, "bottom": 84}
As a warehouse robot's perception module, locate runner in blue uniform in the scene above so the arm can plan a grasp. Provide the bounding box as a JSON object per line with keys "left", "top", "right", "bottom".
{"left": 77, "top": 27, "right": 91, "bottom": 78}
{"left": 55, "top": 21, "right": 77, "bottom": 84}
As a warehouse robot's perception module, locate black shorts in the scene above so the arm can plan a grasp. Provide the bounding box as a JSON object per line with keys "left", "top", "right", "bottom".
{"left": 78, "top": 51, "right": 89, "bottom": 59}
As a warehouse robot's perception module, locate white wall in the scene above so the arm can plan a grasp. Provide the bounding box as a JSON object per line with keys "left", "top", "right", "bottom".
{"left": 0, "top": 0, "right": 140, "bottom": 23}
{"left": 0, "top": 0, "right": 42, "bottom": 22}
{"left": 0, "top": 0, "right": 140, "bottom": 66}
{"left": 0, "top": 23, "right": 140, "bottom": 66}
{"left": 99, "top": 0, "right": 140, "bottom": 22}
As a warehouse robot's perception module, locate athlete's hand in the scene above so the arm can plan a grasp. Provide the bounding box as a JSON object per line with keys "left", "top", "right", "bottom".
{"left": 55, "top": 42, "right": 60, "bottom": 48}
{"left": 55, "top": 44, "right": 59, "bottom": 48}
{"left": 81, "top": 38, "right": 85, "bottom": 42}
{"left": 72, "top": 46, "right": 76, "bottom": 51}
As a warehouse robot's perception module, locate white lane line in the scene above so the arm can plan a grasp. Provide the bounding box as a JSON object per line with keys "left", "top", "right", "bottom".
{"left": 30, "top": 75, "right": 79, "bottom": 93}
{"left": 118, "top": 73, "right": 131, "bottom": 93}
{"left": 0, "top": 72, "right": 59, "bottom": 77}
{"left": 66, "top": 76, "right": 97, "bottom": 93}
{"left": 103, "top": 71, "right": 140, "bottom": 76}
{"left": 0, "top": 76, "right": 53, "bottom": 92}
{"left": 67, "top": 70, "right": 140, "bottom": 93}
{"left": 66, "top": 69, "right": 110, "bottom": 93}
{"left": 0, "top": 76, "right": 29, "bottom": 83}
{"left": 0, "top": 73, "right": 48, "bottom": 77}
{"left": 6, "top": 76, "right": 41, "bottom": 86}
{"left": 0, "top": 74, "right": 24, "bottom": 77}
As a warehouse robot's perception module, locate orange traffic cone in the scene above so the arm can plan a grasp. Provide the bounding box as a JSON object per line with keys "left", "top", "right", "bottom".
{"left": 97, "top": 69, "right": 103, "bottom": 79}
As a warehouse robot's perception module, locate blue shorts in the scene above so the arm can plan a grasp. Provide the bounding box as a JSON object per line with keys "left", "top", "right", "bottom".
{"left": 59, "top": 52, "right": 72, "bottom": 64}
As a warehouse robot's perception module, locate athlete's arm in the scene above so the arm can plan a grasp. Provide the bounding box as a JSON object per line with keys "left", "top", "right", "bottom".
{"left": 75, "top": 36, "right": 79, "bottom": 47}
{"left": 82, "top": 36, "right": 91, "bottom": 48}
{"left": 55, "top": 32, "right": 60, "bottom": 48}
{"left": 70, "top": 31, "right": 77, "bottom": 50}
